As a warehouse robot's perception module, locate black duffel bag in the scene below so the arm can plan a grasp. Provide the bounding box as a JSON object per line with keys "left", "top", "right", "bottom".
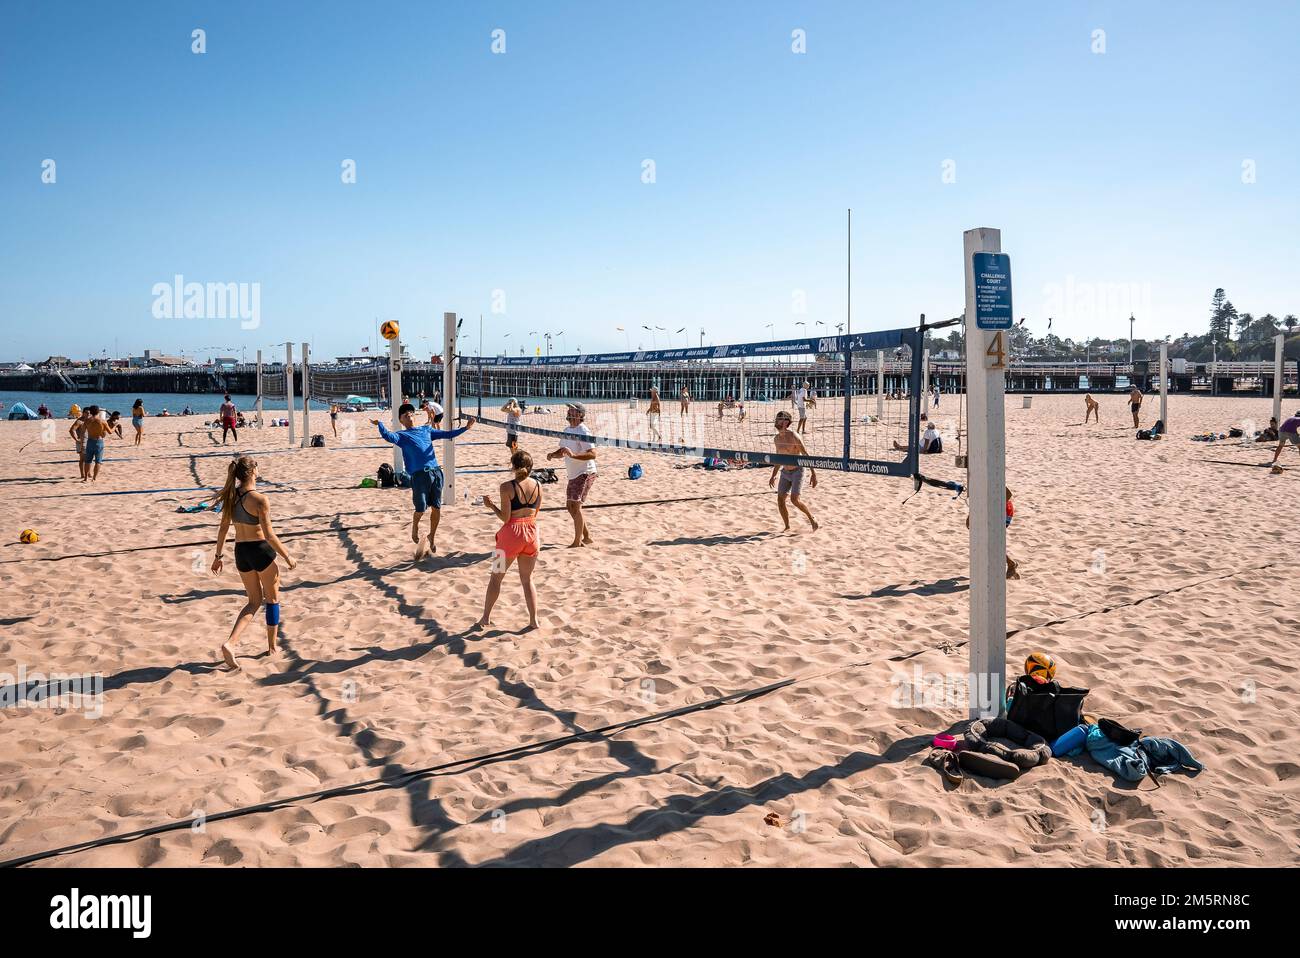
{"left": 1005, "top": 676, "right": 1089, "bottom": 741}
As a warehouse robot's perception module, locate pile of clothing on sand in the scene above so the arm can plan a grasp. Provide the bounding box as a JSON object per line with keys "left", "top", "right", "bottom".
{"left": 924, "top": 652, "right": 1204, "bottom": 787}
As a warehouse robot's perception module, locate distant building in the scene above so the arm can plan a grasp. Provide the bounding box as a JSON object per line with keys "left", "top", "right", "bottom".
{"left": 130, "top": 349, "right": 190, "bottom": 368}
{"left": 212, "top": 356, "right": 239, "bottom": 369}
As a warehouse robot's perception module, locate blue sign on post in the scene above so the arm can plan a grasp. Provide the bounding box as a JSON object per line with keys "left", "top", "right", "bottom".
{"left": 972, "top": 252, "right": 1013, "bottom": 330}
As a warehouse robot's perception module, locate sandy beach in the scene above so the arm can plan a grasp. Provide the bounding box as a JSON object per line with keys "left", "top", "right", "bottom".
{"left": 1, "top": 393, "right": 1297, "bottom": 867}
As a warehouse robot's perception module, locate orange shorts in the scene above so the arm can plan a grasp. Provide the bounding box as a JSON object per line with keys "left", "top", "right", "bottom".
{"left": 494, "top": 516, "right": 539, "bottom": 563}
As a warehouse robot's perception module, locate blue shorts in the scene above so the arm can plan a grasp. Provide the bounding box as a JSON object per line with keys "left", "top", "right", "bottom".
{"left": 84, "top": 438, "right": 105, "bottom": 464}
{"left": 410, "top": 465, "right": 444, "bottom": 512}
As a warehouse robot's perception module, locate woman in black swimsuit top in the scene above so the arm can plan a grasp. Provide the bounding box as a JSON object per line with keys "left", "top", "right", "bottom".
{"left": 210, "top": 456, "right": 297, "bottom": 670}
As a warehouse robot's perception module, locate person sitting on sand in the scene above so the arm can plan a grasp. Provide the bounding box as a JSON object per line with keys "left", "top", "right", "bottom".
{"left": 372, "top": 403, "right": 476, "bottom": 559}
{"left": 210, "top": 456, "right": 297, "bottom": 670}
{"left": 182, "top": 405, "right": 193, "bottom": 416}
{"left": 106, "top": 411, "right": 124, "bottom": 439}
{"left": 769, "top": 410, "right": 818, "bottom": 532}
{"left": 37, "top": 403, "right": 51, "bottom": 419}
{"left": 474, "top": 449, "right": 542, "bottom": 632}
{"left": 1128, "top": 385, "right": 1143, "bottom": 428}
{"left": 546, "top": 402, "right": 598, "bottom": 548}
{"left": 893, "top": 421, "right": 943, "bottom": 455}
{"left": 1084, "top": 393, "right": 1100, "bottom": 424}
{"left": 1270, "top": 412, "right": 1300, "bottom": 465}
{"left": 1257, "top": 417, "right": 1279, "bottom": 442}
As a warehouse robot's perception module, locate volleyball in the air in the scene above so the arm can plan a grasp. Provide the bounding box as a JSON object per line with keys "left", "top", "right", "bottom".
{"left": 1024, "top": 651, "right": 1056, "bottom": 684}
{"left": 19, "top": 529, "right": 39, "bottom": 544}
{"left": 380, "top": 320, "right": 400, "bottom": 341}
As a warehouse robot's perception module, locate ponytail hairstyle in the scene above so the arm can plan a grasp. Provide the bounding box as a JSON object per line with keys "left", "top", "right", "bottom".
{"left": 215, "top": 456, "right": 257, "bottom": 513}
{"left": 510, "top": 449, "right": 533, "bottom": 481}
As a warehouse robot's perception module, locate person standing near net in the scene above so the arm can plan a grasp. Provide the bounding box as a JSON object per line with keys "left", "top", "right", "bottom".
{"left": 769, "top": 410, "right": 818, "bottom": 532}
{"left": 679, "top": 387, "right": 690, "bottom": 417}
{"left": 219, "top": 394, "right": 239, "bottom": 444}
{"left": 131, "top": 398, "right": 146, "bottom": 446}
{"left": 1128, "top": 384, "right": 1143, "bottom": 428}
{"left": 371, "top": 403, "right": 476, "bottom": 559}
{"left": 501, "top": 398, "right": 523, "bottom": 451}
{"left": 474, "top": 449, "right": 542, "bottom": 632}
{"left": 330, "top": 402, "right": 340, "bottom": 439}
{"left": 547, "top": 402, "right": 597, "bottom": 547}
{"left": 210, "top": 456, "right": 298, "bottom": 670}
{"left": 791, "top": 380, "right": 811, "bottom": 435}
{"left": 647, "top": 387, "right": 663, "bottom": 442}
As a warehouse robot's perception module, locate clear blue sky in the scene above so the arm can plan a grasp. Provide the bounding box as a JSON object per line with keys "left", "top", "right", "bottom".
{"left": 2, "top": 0, "right": 1297, "bottom": 363}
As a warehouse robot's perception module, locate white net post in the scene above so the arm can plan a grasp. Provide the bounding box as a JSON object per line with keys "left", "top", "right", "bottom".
{"left": 255, "top": 349, "right": 263, "bottom": 427}
{"left": 1274, "top": 333, "right": 1285, "bottom": 425}
{"left": 739, "top": 357, "right": 745, "bottom": 403}
{"left": 876, "top": 350, "right": 884, "bottom": 418}
{"left": 1159, "top": 341, "right": 1168, "bottom": 428}
{"left": 285, "top": 342, "right": 297, "bottom": 448}
{"left": 300, "top": 341, "right": 311, "bottom": 445}
{"left": 922, "top": 348, "right": 930, "bottom": 406}
{"left": 443, "top": 311, "right": 458, "bottom": 503}
{"left": 388, "top": 330, "right": 402, "bottom": 472}
{"left": 964, "top": 227, "right": 1007, "bottom": 720}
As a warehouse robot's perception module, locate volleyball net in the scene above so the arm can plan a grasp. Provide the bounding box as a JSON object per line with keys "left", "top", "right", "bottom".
{"left": 456, "top": 323, "right": 934, "bottom": 477}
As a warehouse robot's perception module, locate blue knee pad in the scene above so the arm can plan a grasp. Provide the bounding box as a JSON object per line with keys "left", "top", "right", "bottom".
{"left": 265, "top": 603, "right": 281, "bottom": 626}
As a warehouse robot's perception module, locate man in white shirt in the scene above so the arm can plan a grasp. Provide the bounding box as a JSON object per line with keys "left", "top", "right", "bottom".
{"left": 547, "top": 402, "right": 598, "bottom": 547}
{"left": 791, "top": 381, "right": 810, "bottom": 435}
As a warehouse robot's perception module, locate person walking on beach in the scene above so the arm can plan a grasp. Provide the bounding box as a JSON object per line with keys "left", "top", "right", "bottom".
{"left": 474, "top": 449, "right": 542, "bottom": 631}
{"left": 371, "top": 403, "right": 476, "bottom": 559}
{"left": 210, "top": 456, "right": 297, "bottom": 670}
{"left": 329, "top": 402, "right": 340, "bottom": 439}
{"left": 219, "top": 394, "right": 239, "bottom": 444}
{"left": 547, "top": 402, "right": 597, "bottom": 547}
{"left": 932, "top": 383, "right": 940, "bottom": 408}
{"left": 1128, "top": 384, "right": 1143, "bottom": 428}
{"left": 769, "top": 410, "right": 818, "bottom": 532}
{"left": 131, "top": 399, "right": 146, "bottom": 445}
{"left": 647, "top": 386, "right": 662, "bottom": 442}
{"left": 1084, "top": 393, "right": 1100, "bottom": 424}
{"left": 1270, "top": 411, "right": 1300, "bottom": 466}
{"left": 81, "top": 406, "right": 115, "bottom": 482}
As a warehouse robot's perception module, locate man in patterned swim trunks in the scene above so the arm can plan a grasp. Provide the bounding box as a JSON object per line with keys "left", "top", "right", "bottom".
{"left": 768, "top": 410, "right": 818, "bottom": 532}
{"left": 547, "top": 402, "right": 598, "bottom": 547}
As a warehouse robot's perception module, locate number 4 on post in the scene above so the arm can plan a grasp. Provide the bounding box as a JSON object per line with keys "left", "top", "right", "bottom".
{"left": 985, "top": 331, "right": 1007, "bottom": 370}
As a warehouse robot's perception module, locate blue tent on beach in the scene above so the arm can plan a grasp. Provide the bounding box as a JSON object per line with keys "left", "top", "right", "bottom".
{"left": 7, "top": 402, "right": 38, "bottom": 421}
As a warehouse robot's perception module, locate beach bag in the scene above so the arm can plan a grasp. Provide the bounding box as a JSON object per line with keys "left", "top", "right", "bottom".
{"left": 1098, "top": 717, "right": 1142, "bottom": 747}
{"left": 534, "top": 467, "right": 558, "bottom": 484}
{"left": 703, "top": 457, "right": 728, "bottom": 470}
{"left": 377, "top": 463, "right": 396, "bottom": 488}
{"left": 628, "top": 463, "right": 643, "bottom": 480}
{"left": 310, "top": 434, "right": 325, "bottom": 447}
{"left": 1228, "top": 427, "right": 1244, "bottom": 438}
{"left": 1136, "top": 429, "right": 1153, "bottom": 440}
{"left": 1005, "top": 677, "right": 1090, "bottom": 742}
{"left": 395, "top": 470, "right": 411, "bottom": 488}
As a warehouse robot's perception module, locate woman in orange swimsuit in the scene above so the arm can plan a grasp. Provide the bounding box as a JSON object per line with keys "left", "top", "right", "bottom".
{"left": 473, "top": 449, "right": 541, "bottom": 631}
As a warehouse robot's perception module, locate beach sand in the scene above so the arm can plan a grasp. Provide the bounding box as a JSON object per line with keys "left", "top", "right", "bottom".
{"left": 1, "top": 394, "right": 1297, "bottom": 867}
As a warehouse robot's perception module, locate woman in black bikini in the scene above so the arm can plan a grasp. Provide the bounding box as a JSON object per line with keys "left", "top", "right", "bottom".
{"left": 210, "top": 456, "right": 296, "bottom": 670}
{"left": 473, "top": 449, "right": 541, "bottom": 631}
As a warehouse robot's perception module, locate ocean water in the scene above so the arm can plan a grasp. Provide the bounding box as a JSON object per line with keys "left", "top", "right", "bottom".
{"left": 0, "top": 392, "right": 332, "bottom": 417}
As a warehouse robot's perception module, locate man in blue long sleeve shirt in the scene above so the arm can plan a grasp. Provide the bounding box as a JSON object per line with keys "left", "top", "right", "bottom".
{"left": 372, "top": 403, "right": 475, "bottom": 558}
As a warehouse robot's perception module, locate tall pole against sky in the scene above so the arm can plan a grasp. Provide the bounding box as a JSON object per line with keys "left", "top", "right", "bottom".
{"left": 1129, "top": 313, "right": 1135, "bottom": 364}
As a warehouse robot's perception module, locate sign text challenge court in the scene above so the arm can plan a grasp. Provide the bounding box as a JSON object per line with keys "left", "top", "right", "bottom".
{"left": 972, "top": 252, "right": 1013, "bottom": 330}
